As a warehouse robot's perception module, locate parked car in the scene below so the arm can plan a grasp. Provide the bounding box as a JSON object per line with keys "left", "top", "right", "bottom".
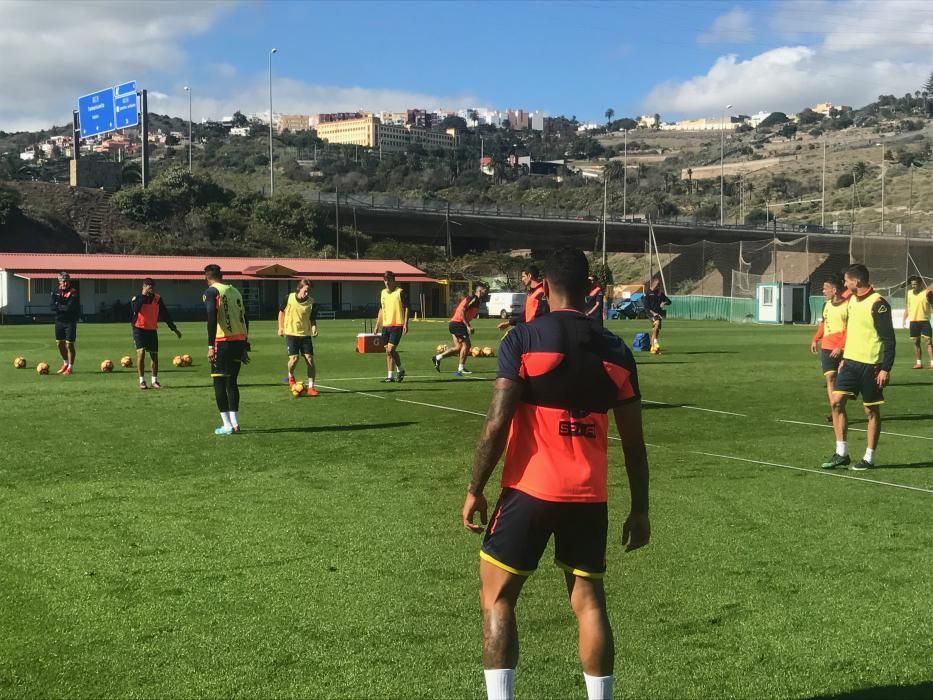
{"left": 486, "top": 292, "right": 526, "bottom": 319}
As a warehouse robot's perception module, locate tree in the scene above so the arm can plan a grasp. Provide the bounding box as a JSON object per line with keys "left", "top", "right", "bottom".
{"left": 923, "top": 70, "right": 933, "bottom": 96}
{"left": 757, "top": 112, "right": 790, "bottom": 129}
{"left": 231, "top": 111, "right": 248, "bottom": 128}
{"left": 0, "top": 184, "right": 23, "bottom": 225}
{"left": 439, "top": 115, "right": 468, "bottom": 132}
{"left": 797, "top": 108, "right": 821, "bottom": 125}
{"left": 604, "top": 108, "right": 615, "bottom": 127}
{"left": 467, "top": 109, "right": 479, "bottom": 128}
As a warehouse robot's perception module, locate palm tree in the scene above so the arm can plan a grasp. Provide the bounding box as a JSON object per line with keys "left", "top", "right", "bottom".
{"left": 604, "top": 108, "right": 615, "bottom": 127}
{"left": 467, "top": 109, "right": 478, "bottom": 128}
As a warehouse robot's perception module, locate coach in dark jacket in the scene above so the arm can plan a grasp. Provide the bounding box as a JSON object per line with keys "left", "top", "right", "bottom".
{"left": 50, "top": 271, "right": 80, "bottom": 374}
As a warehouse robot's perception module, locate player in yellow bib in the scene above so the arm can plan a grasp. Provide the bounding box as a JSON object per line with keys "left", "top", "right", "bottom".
{"left": 903, "top": 275, "right": 933, "bottom": 369}
{"left": 373, "top": 271, "right": 409, "bottom": 382}
{"left": 278, "top": 279, "right": 319, "bottom": 396}
{"left": 203, "top": 264, "right": 249, "bottom": 435}
{"left": 822, "top": 264, "right": 895, "bottom": 471}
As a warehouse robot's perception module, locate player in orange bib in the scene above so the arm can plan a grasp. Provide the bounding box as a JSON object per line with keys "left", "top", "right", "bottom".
{"left": 810, "top": 276, "right": 847, "bottom": 422}
{"left": 433, "top": 282, "right": 488, "bottom": 377}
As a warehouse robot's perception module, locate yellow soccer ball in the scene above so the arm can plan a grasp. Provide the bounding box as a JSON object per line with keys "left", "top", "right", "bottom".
{"left": 36, "top": 362, "right": 50, "bottom": 375}
{"left": 172, "top": 355, "right": 184, "bottom": 367}
{"left": 436, "top": 344, "right": 447, "bottom": 354}
{"left": 470, "top": 346, "right": 482, "bottom": 358}
{"left": 181, "top": 354, "right": 193, "bottom": 367}
{"left": 13, "top": 356, "right": 26, "bottom": 369}
{"left": 120, "top": 356, "right": 133, "bottom": 368}
{"left": 100, "top": 359, "right": 114, "bottom": 372}
{"left": 650, "top": 344, "right": 661, "bottom": 355}
{"left": 291, "top": 381, "right": 305, "bottom": 398}
{"left": 481, "top": 346, "right": 494, "bottom": 357}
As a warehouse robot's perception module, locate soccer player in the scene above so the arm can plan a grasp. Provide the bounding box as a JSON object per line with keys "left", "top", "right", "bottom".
{"left": 278, "top": 278, "right": 319, "bottom": 396}
{"left": 203, "top": 264, "right": 249, "bottom": 435}
{"left": 585, "top": 275, "right": 604, "bottom": 325}
{"left": 373, "top": 271, "right": 409, "bottom": 383}
{"left": 434, "top": 282, "right": 489, "bottom": 377}
{"left": 822, "top": 264, "right": 895, "bottom": 471}
{"left": 130, "top": 278, "right": 182, "bottom": 390}
{"left": 496, "top": 265, "right": 548, "bottom": 331}
{"left": 809, "top": 276, "right": 848, "bottom": 420}
{"left": 903, "top": 275, "right": 933, "bottom": 369}
{"left": 51, "top": 271, "right": 80, "bottom": 375}
{"left": 462, "top": 247, "right": 650, "bottom": 700}
{"left": 643, "top": 278, "right": 671, "bottom": 351}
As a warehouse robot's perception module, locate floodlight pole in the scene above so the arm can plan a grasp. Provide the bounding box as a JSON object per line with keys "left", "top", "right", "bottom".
{"left": 269, "top": 48, "right": 277, "bottom": 196}
{"left": 622, "top": 128, "right": 628, "bottom": 220}
{"left": 720, "top": 104, "right": 732, "bottom": 226}
{"left": 184, "top": 86, "right": 192, "bottom": 172}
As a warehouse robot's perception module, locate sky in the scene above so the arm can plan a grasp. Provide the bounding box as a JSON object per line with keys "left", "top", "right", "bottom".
{"left": 2, "top": 0, "right": 933, "bottom": 132}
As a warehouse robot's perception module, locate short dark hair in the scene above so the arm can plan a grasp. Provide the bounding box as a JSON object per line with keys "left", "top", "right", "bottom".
{"left": 142, "top": 277, "right": 154, "bottom": 286}
{"left": 523, "top": 265, "right": 540, "bottom": 280}
{"left": 825, "top": 275, "right": 844, "bottom": 291}
{"left": 298, "top": 278, "right": 313, "bottom": 289}
{"left": 545, "top": 248, "right": 589, "bottom": 299}
{"left": 383, "top": 270, "right": 395, "bottom": 282}
{"left": 907, "top": 275, "right": 922, "bottom": 285}
{"left": 204, "top": 264, "right": 222, "bottom": 280}
{"left": 844, "top": 264, "right": 870, "bottom": 286}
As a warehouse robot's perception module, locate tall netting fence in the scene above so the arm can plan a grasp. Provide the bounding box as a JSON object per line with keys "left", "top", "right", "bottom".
{"left": 654, "top": 234, "right": 932, "bottom": 323}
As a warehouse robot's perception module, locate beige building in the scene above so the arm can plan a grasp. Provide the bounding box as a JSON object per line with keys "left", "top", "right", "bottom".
{"left": 811, "top": 102, "right": 834, "bottom": 115}
{"left": 315, "top": 115, "right": 456, "bottom": 151}
{"left": 660, "top": 117, "right": 739, "bottom": 132}
{"left": 276, "top": 114, "right": 312, "bottom": 132}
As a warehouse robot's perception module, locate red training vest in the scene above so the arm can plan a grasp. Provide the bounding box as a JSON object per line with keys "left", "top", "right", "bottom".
{"left": 134, "top": 293, "right": 161, "bottom": 330}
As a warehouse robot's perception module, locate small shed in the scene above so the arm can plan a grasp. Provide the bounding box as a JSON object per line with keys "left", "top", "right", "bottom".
{"left": 756, "top": 282, "right": 809, "bottom": 324}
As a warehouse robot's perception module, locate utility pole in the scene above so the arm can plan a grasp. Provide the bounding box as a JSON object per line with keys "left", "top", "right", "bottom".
{"left": 880, "top": 141, "right": 885, "bottom": 234}
{"left": 140, "top": 89, "right": 149, "bottom": 188}
{"left": 720, "top": 104, "right": 732, "bottom": 225}
{"left": 335, "top": 186, "right": 340, "bottom": 258}
{"left": 446, "top": 202, "right": 452, "bottom": 258}
{"left": 622, "top": 128, "right": 627, "bottom": 220}
{"left": 184, "top": 86, "right": 192, "bottom": 172}
{"left": 601, "top": 174, "right": 608, "bottom": 266}
{"left": 269, "top": 48, "right": 277, "bottom": 196}
{"left": 820, "top": 139, "right": 827, "bottom": 227}
{"left": 353, "top": 207, "right": 359, "bottom": 259}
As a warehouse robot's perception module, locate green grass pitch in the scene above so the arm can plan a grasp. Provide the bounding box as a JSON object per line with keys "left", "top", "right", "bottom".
{"left": 0, "top": 318, "right": 931, "bottom": 699}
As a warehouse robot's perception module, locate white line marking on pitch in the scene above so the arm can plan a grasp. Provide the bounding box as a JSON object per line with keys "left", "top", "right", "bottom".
{"left": 396, "top": 399, "right": 487, "bottom": 416}
{"left": 692, "top": 451, "right": 933, "bottom": 495}
{"left": 316, "top": 384, "right": 387, "bottom": 400}
{"left": 778, "top": 419, "right": 933, "bottom": 442}
{"left": 323, "top": 375, "right": 435, "bottom": 382}
{"left": 643, "top": 400, "right": 747, "bottom": 417}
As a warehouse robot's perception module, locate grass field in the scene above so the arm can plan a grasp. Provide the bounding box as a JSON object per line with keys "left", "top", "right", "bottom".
{"left": 1, "top": 318, "right": 931, "bottom": 699}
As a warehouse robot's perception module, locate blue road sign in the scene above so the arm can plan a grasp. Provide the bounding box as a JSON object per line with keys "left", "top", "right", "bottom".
{"left": 114, "top": 81, "right": 138, "bottom": 129}
{"left": 77, "top": 87, "right": 116, "bottom": 138}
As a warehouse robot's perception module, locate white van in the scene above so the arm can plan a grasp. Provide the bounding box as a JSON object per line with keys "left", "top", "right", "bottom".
{"left": 486, "top": 292, "right": 526, "bottom": 319}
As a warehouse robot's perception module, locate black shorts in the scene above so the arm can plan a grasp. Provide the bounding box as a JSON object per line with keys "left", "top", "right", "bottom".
{"left": 820, "top": 348, "right": 843, "bottom": 376}
{"left": 285, "top": 335, "right": 314, "bottom": 356}
{"left": 834, "top": 359, "right": 884, "bottom": 406}
{"left": 211, "top": 340, "right": 247, "bottom": 378}
{"left": 909, "top": 320, "right": 932, "bottom": 338}
{"left": 648, "top": 312, "right": 662, "bottom": 329}
{"left": 382, "top": 326, "right": 403, "bottom": 347}
{"left": 133, "top": 328, "right": 159, "bottom": 353}
{"left": 54, "top": 321, "right": 77, "bottom": 342}
{"left": 481, "top": 488, "right": 608, "bottom": 578}
{"left": 448, "top": 321, "right": 471, "bottom": 342}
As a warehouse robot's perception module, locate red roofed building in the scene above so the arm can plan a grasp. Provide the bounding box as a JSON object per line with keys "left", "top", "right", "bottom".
{"left": 0, "top": 253, "right": 440, "bottom": 320}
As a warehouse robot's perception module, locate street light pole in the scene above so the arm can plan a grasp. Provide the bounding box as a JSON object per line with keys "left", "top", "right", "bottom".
{"left": 820, "top": 139, "right": 826, "bottom": 227}
{"left": 269, "top": 48, "right": 277, "bottom": 196}
{"left": 622, "top": 128, "right": 627, "bottom": 220}
{"left": 880, "top": 141, "right": 885, "bottom": 234}
{"left": 183, "top": 86, "right": 192, "bottom": 172}
{"left": 720, "top": 104, "right": 732, "bottom": 226}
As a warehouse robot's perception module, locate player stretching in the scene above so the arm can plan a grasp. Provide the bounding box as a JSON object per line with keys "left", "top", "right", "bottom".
{"left": 463, "top": 247, "right": 650, "bottom": 700}
{"left": 51, "top": 271, "right": 79, "bottom": 375}
{"left": 643, "top": 278, "right": 671, "bottom": 351}
{"left": 903, "top": 275, "right": 933, "bottom": 369}
{"left": 809, "top": 276, "right": 847, "bottom": 422}
{"left": 496, "top": 265, "right": 548, "bottom": 331}
{"left": 203, "top": 264, "right": 249, "bottom": 435}
{"left": 434, "top": 282, "right": 488, "bottom": 377}
{"left": 130, "top": 278, "right": 182, "bottom": 390}
{"left": 373, "top": 271, "right": 409, "bottom": 383}
{"left": 822, "top": 264, "right": 895, "bottom": 471}
{"left": 278, "top": 279, "right": 319, "bottom": 396}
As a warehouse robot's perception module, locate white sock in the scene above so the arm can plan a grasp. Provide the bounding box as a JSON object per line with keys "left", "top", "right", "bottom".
{"left": 435, "top": 353, "right": 442, "bottom": 361}
{"left": 458, "top": 363, "right": 465, "bottom": 371}
{"left": 864, "top": 447, "right": 875, "bottom": 463}
{"left": 308, "top": 378, "right": 314, "bottom": 388}
{"left": 387, "top": 371, "right": 394, "bottom": 379}
{"left": 483, "top": 669, "right": 514, "bottom": 700}
{"left": 151, "top": 375, "right": 157, "bottom": 383}
{"left": 220, "top": 412, "right": 233, "bottom": 429}
{"left": 915, "top": 360, "right": 923, "bottom": 366}
{"left": 229, "top": 411, "right": 239, "bottom": 428}
{"left": 139, "top": 376, "right": 145, "bottom": 384}
{"left": 583, "top": 673, "right": 614, "bottom": 700}
{"left": 67, "top": 362, "right": 73, "bottom": 368}
{"left": 836, "top": 441, "right": 848, "bottom": 457}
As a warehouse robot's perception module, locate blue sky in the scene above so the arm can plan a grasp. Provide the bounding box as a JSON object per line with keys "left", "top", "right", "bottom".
{"left": 3, "top": 0, "right": 933, "bottom": 130}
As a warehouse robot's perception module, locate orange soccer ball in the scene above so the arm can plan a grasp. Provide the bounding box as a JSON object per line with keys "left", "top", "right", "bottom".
{"left": 172, "top": 355, "right": 184, "bottom": 367}
{"left": 120, "top": 356, "right": 133, "bottom": 368}
{"left": 13, "top": 356, "right": 26, "bottom": 369}
{"left": 181, "top": 354, "right": 193, "bottom": 367}
{"left": 481, "top": 346, "right": 494, "bottom": 357}
{"left": 36, "top": 362, "right": 50, "bottom": 375}
{"left": 290, "top": 381, "right": 305, "bottom": 398}
{"left": 470, "top": 346, "right": 482, "bottom": 358}
{"left": 100, "top": 359, "right": 114, "bottom": 372}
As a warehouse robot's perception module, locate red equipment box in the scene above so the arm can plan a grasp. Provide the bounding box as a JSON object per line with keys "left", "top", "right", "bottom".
{"left": 356, "top": 333, "right": 384, "bottom": 353}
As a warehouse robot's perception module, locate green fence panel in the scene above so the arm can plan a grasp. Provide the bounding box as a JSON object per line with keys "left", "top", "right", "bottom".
{"left": 666, "top": 295, "right": 756, "bottom": 322}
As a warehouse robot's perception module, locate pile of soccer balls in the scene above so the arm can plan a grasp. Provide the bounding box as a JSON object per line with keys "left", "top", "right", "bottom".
{"left": 469, "top": 346, "right": 496, "bottom": 358}
{"left": 13, "top": 356, "right": 26, "bottom": 369}
{"left": 290, "top": 380, "right": 306, "bottom": 398}
{"left": 172, "top": 354, "right": 193, "bottom": 367}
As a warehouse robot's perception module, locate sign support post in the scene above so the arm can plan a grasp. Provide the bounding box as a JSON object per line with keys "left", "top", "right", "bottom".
{"left": 140, "top": 89, "right": 149, "bottom": 189}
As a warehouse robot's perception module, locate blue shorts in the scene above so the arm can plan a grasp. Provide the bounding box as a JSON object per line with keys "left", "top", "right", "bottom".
{"left": 909, "top": 320, "right": 932, "bottom": 338}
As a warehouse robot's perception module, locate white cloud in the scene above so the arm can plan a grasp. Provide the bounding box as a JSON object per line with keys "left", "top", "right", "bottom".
{"left": 698, "top": 8, "right": 755, "bottom": 45}
{"left": 645, "top": 0, "right": 933, "bottom": 118}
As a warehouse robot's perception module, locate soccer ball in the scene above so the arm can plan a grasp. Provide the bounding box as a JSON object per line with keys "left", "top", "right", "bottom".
{"left": 481, "top": 346, "right": 494, "bottom": 357}
{"left": 181, "top": 354, "right": 193, "bottom": 367}
{"left": 100, "top": 359, "right": 114, "bottom": 372}
{"left": 650, "top": 344, "right": 662, "bottom": 355}
{"left": 436, "top": 344, "right": 447, "bottom": 354}
{"left": 290, "top": 381, "right": 305, "bottom": 398}
{"left": 36, "top": 362, "right": 50, "bottom": 375}
{"left": 13, "top": 356, "right": 26, "bottom": 369}
{"left": 172, "top": 355, "right": 184, "bottom": 367}
{"left": 120, "top": 356, "right": 133, "bottom": 368}
{"left": 470, "top": 346, "right": 482, "bottom": 358}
